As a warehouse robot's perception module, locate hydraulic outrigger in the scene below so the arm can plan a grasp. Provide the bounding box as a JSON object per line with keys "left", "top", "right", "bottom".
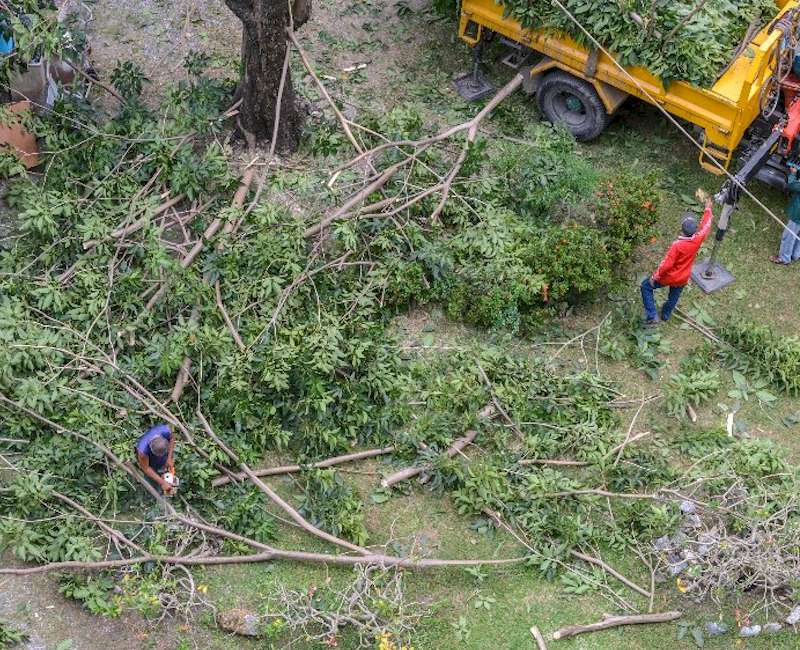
{"left": 693, "top": 95, "right": 800, "bottom": 292}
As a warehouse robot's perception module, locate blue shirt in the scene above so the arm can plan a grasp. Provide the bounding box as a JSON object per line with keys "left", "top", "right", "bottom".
{"left": 135, "top": 424, "right": 172, "bottom": 471}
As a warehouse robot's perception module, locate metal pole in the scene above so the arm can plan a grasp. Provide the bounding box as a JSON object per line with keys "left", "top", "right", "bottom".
{"left": 702, "top": 203, "right": 733, "bottom": 278}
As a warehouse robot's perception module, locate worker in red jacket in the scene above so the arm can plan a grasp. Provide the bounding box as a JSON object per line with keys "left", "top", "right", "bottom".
{"left": 641, "top": 189, "right": 714, "bottom": 326}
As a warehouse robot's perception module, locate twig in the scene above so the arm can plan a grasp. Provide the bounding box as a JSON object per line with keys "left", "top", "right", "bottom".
{"left": 543, "top": 488, "right": 656, "bottom": 501}
{"left": 476, "top": 362, "right": 523, "bottom": 438}
{"left": 65, "top": 59, "right": 123, "bottom": 102}
{"left": 570, "top": 549, "right": 652, "bottom": 599}
{"left": 606, "top": 431, "right": 654, "bottom": 460}
{"left": 613, "top": 395, "right": 647, "bottom": 466}
{"left": 215, "top": 281, "right": 245, "bottom": 352}
{"left": 518, "top": 458, "right": 589, "bottom": 467}
{"left": 381, "top": 405, "right": 495, "bottom": 488}
{"left": 211, "top": 447, "right": 395, "bottom": 487}
{"left": 664, "top": 0, "right": 709, "bottom": 43}
{"left": 287, "top": 29, "right": 363, "bottom": 154}
{"left": 551, "top": 611, "right": 682, "bottom": 640}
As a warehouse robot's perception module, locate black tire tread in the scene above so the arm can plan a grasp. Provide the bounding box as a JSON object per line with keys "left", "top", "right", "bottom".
{"left": 536, "top": 70, "right": 610, "bottom": 141}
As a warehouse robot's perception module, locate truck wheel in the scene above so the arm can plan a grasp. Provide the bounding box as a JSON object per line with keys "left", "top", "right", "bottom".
{"left": 536, "top": 71, "right": 610, "bottom": 141}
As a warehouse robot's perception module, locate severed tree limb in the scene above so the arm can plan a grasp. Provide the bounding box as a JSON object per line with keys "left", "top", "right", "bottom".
{"left": 304, "top": 74, "right": 524, "bottom": 239}
{"left": 215, "top": 281, "right": 245, "bottom": 352}
{"left": 551, "top": 611, "right": 682, "bottom": 640}
{"left": 0, "top": 549, "right": 530, "bottom": 577}
{"left": 304, "top": 156, "right": 417, "bottom": 239}
{"left": 56, "top": 193, "right": 189, "bottom": 285}
{"left": 51, "top": 489, "right": 145, "bottom": 555}
{"left": 211, "top": 446, "right": 395, "bottom": 487}
{"left": 145, "top": 167, "right": 256, "bottom": 311}
{"left": 381, "top": 404, "right": 495, "bottom": 488}
{"left": 482, "top": 507, "right": 648, "bottom": 606}
{"left": 530, "top": 625, "right": 548, "bottom": 650}
{"left": 570, "top": 549, "right": 652, "bottom": 599}
{"left": 196, "top": 410, "right": 371, "bottom": 556}
{"left": 81, "top": 193, "right": 188, "bottom": 252}
{"left": 287, "top": 29, "right": 363, "bottom": 154}
{"left": 1, "top": 393, "right": 531, "bottom": 573}
{"left": 542, "top": 488, "right": 656, "bottom": 501}
{"left": 170, "top": 306, "right": 200, "bottom": 404}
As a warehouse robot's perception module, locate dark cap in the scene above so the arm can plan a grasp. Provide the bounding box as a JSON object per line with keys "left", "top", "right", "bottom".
{"left": 681, "top": 214, "right": 697, "bottom": 237}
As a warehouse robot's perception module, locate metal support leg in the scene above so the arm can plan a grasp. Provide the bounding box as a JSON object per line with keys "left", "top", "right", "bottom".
{"left": 454, "top": 39, "right": 495, "bottom": 101}
{"left": 692, "top": 203, "right": 736, "bottom": 293}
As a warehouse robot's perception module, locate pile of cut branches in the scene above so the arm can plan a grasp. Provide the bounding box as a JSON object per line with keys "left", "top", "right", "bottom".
{"left": 501, "top": 0, "right": 776, "bottom": 87}
{"left": 0, "top": 38, "right": 787, "bottom": 643}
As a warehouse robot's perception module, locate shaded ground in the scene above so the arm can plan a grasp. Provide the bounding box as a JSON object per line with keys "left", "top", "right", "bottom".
{"left": 1, "top": 557, "right": 177, "bottom": 650}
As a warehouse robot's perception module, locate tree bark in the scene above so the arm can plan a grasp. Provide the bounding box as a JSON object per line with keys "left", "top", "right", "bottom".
{"left": 224, "top": 0, "right": 304, "bottom": 151}
{"left": 552, "top": 611, "right": 682, "bottom": 640}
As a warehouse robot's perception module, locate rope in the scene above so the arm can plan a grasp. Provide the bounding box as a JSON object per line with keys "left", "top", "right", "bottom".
{"left": 549, "top": 0, "right": 800, "bottom": 243}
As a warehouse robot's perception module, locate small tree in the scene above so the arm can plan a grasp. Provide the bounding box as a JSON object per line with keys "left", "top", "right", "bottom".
{"left": 223, "top": 0, "right": 310, "bottom": 152}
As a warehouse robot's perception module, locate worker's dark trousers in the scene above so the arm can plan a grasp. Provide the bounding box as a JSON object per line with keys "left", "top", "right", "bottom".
{"left": 640, "top": 278, "right": 684, "bottom": 322}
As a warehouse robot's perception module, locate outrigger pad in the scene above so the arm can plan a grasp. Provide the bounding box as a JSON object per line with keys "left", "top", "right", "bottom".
{"left": 691, "top": 259, "right": 735, "bottom": 293}
{"left": 454, "top": 72, "right": 495, "bottom": 102}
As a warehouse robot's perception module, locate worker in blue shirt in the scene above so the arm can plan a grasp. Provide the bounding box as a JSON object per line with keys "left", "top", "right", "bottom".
{"left": 769, "top": 162, "right": 800, "bottom": 265}
{"left": 135, "top": 424, "right": 176, "bottom": 494}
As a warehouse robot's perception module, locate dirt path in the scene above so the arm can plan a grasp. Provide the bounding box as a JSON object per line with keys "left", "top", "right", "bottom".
{"left": 1, "top": 561, "right": 156, "bottom": 650}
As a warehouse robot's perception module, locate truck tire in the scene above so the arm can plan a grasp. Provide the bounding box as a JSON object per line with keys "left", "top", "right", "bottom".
{"left": 536, "top": 71, "right": 610, "bottom": 141}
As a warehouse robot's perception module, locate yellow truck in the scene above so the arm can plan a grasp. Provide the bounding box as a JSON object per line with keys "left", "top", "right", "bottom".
{"left": 457, "top": 0, "right": 800, "bottom": 175}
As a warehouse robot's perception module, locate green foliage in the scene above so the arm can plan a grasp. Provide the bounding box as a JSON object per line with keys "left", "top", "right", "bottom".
{"left": 110, "top": 61, "right": 148, "bottom": 100}
{"left": 488, "top": 124, "right": 598, "bottom": 218}
{"left": 664, "top": 369, "right": 721, "bottom": 418}
{"left": 0, "top": 620, "right": 27, "bottom": 649}
{"left": 370, "top": 122, "right": 659, "bottom": 333}
{"left": 717, "top": 318, "right": 800, "bottom": 396}
{"left": 299, "top": 469, "right": 369, "bottom": 545}
{"left": 218, "top": 488, "right": 279, "bottom": 544}
{"left": 499, "top": 0, "right": 777, "bottom": 87}
{"left": 58, "top": 574, "right": 121, "bottom": 617}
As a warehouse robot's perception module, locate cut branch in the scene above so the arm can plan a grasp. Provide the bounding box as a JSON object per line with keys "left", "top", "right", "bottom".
{"left": 145, "top": 167, "right": 256, "bottom": 311}
{"left": 215, "top": 280, "right": 245, "bottom": 352}
{"left": 518, "top": 458, "right": 589, "bottom": 467}
{"left": 381, "top": 404, "right": 495, "bottom": 488}
{"left": 211, "top": 446, "right": 395, "bottom": 487}
{"left": 551, "top": 611, "right": 682, "bottom": 640}
{"left": 304, "top": 74, "right": 523, "bottom": 238}
{"left": 530, "top": 625, "right": 549, "bottom": 650}
{"left": 196, "top": 410, "right": 371, "bottom": 556}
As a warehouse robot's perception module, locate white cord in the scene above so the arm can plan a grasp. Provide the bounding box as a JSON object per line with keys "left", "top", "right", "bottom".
{"left": 549, "top": 0, "right": 800, "bottom": 243}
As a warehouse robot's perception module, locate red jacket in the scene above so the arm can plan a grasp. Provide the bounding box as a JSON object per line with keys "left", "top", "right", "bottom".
{"left": 652, "top": 206, "right": 713, "bottom": 287}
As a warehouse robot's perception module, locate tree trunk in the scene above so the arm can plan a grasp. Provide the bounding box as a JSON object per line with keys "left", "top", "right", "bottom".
{"left": 225, "top": 0, "right": 304, "bottom": 151}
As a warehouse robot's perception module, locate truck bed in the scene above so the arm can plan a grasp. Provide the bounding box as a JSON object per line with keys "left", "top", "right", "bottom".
{"left": 459, "top": 0, "right": 799, "bottom": 171}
